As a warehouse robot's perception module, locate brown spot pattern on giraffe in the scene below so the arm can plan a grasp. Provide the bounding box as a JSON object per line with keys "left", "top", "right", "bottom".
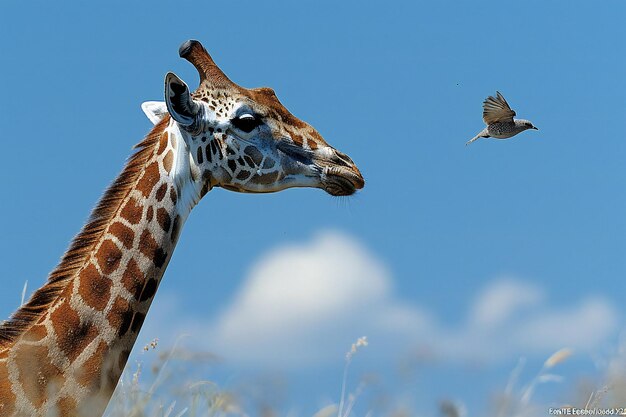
{"left": 157, "top": 132, "right": 169, "bottom": 154}
{"left": 130, "top": 312, "right": 145, "bottom": 333}
{"left": 236, "top": 170, "right": 250, "bottom": 181}
{"left": 14, "top": 344, "right": 63, "bottom": 409}
{"left": 256, "top": 171, "right": 279, "bottom": 184}
{"left": 138, "top": 230, "right": 158, "bottom": 260}
{"left": 245, "top": 88, "right": 309, "bottom": 128}
{"left": 138, "top": 230, "right": 168, "bottom": 268}
{"left": 153, "top": 248, "right": 167, "bottom": 269}
{"left": 109, "top": 222, "right": 135, "bottom": 249}
{"left": 106, "top": 296, "right": 132, "bottom": 336}
{"left": 138, "top": 278, "right": 158, "bottom": 303}
{"left": 56, "top": 396, "right": 78, "bottom": 416}
{"left": 96, "top": 240, "right": 123, "bottom": 275}
{"left": 163, "top": 150, "right": 174, "bottom": 173}
{"left": 136, "top": 162, "right": 160, "bottom": 198}
{"left": 21, "top": 324, "right": 47, "bottom": 343}
{"left": 243, "top": 155, "right": 254, "bottom": 167}
{"left": 76, "top": 340, "right": 107, "bottom": 388}
{"left": 120, "top": 258, "right": 142, "bottom": 296}
{"left": 196, "top": 146, "right": 204, "bottom": 164}
{"left": 156, "top": 208, "right": 171, "bottom": 233}
{"left": 51, "top": 301, "right": 98, "bottom": 362}
{"left": 78, "top": 263, "right": 110, "bottom": 311}
{"left": 155, "top": 184, "right": 168, "bottom": 202}
{"left": 244, "top": 146, "right": 263, "bottom": 165}
{"left": 120, "top": 197, "right": 142, "bottom": 225}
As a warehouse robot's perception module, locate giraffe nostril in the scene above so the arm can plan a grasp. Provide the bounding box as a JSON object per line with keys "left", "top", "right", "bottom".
{"left": 333, "top": 150, "right": 355, "bottom": 168}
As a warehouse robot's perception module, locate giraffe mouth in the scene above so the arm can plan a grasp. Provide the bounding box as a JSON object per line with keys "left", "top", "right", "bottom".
{"left": 322, "top": 168, "right": 365, "bottom": 196}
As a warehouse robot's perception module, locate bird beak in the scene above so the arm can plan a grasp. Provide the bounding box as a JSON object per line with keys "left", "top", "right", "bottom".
{"left": 532, "top": 126, "right": 539, "bottom": 130}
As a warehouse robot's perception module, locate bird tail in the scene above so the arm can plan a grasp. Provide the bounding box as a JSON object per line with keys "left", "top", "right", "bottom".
{"left": 466, "top": 131, "right": 487, "bottom": 146}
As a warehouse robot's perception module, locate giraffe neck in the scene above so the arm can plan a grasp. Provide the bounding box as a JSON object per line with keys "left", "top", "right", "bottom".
{"left": 0, "top": 117, "right": 207, "bottom": 417}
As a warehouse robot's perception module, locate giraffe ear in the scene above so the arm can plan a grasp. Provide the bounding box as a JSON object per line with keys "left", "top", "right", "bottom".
{"left": 164, "top": 72, "right": 201, "bottom": 127}
{"left": 141, "top": 101, "right": 168, "bottom": 125}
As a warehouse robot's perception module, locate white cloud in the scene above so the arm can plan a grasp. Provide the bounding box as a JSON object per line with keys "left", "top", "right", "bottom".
{"left": 514, "top": 298, "right": 618, "bottom": 353}
{"left": 215, "top": 231, "right": 391, "bottom": 340}
{"left": 207, "top": 231, "right": 429, "bottom": 366}
{"left": 142, "top": 230, "right": 620, "bottom": 368}
{"left": 434, "top": 281, "right": 619, "bottom": 363}
{"left": 468, "top": 279, "right": 544, "bottom": 329}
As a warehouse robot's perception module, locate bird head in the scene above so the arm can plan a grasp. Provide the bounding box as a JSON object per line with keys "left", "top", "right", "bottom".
{"left": 517, "top": 119, "right": 538, "bottom": 131}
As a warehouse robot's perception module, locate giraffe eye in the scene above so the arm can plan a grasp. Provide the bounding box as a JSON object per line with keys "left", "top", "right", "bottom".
{"left": 232, "top": 113, "right": 261, "bottom": 133}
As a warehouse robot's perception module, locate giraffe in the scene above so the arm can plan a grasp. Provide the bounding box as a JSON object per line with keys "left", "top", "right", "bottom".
{"left": 0, "top": 40, "right": 364, "bottom": 417}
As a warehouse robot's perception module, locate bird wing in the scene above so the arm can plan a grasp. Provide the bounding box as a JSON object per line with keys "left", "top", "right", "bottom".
{"left": 482, "top": 91, "right": 516, "bottom": 124}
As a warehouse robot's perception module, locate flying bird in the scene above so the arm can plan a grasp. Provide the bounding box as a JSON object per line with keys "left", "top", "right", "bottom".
{"left": 466, "top": 91, "right": 538, "bottom": 145}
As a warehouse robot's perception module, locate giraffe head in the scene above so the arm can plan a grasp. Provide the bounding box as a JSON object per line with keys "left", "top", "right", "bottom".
{"left": 144, "top": 40, "right": 364, "bottom": 197}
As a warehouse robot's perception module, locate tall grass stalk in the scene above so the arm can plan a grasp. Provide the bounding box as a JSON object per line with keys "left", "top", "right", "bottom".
{"left": 337, "top": 337, "right": 368, "bottom": 417}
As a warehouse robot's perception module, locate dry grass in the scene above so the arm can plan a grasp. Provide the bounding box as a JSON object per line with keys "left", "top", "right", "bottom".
{"left": 105, "top": 337, "right": 242, "bottom": 417}
{"left": 104, "top": 337, "right": 371, "bottom": 417}
{"left": 103, "top": 337, "right": 626, "bottom": 417}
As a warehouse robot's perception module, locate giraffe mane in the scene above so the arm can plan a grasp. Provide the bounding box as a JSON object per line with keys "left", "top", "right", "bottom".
{"left": 0, "top": 115, "right": 171, "bottom": 348}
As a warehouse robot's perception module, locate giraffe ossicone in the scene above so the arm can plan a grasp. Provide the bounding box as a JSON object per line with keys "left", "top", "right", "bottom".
{"left": 0, "top": 39, "right": 363, "bottom": 417}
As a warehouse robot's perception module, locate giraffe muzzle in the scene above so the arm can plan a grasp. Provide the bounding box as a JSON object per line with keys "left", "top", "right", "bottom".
{"left": 320, "top": 154, "right": 365, "bottom": 196}
{"left": 322, "top": 169, "right": 364, "bottom": 196}
{"left": 317, "top": 149, "right": 364, "bottom": 196}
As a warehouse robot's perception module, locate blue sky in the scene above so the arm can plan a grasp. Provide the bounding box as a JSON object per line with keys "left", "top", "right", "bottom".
{"left": 2, "top": 0, "right": 626, "bottom": 415}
